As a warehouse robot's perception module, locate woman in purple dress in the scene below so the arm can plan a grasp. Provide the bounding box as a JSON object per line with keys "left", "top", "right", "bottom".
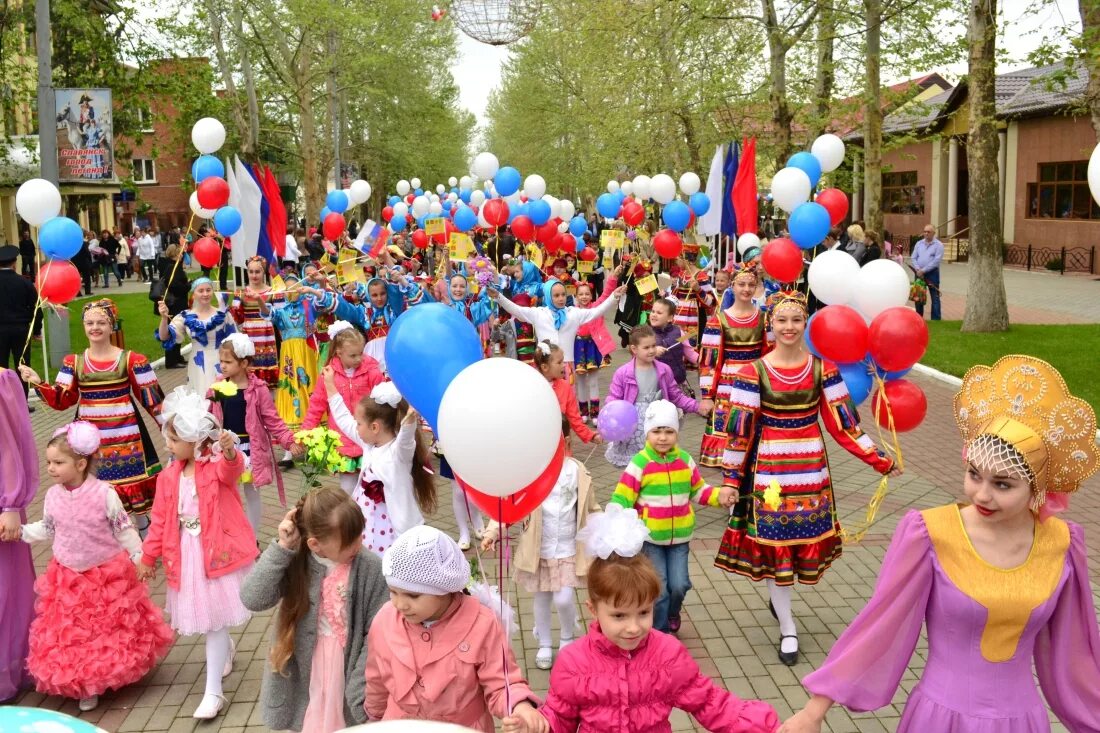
{"left": 781, "top": 355, "right": 1100, "bottom": 733}
{"left": 0, "top": 367, "right": 38, "bottom": 701}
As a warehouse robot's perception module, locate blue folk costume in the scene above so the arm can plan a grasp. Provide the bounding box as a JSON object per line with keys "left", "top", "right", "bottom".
{"left": 154, "top": 278, "right": 237, "bottom": 397}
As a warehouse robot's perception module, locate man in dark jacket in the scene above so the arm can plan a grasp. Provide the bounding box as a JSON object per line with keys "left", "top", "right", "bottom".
{"left": 0, "top": 245, "right": 40, "bottom": 402}
{"left": 18, "top": 229, "right": 35, "bottom": 280}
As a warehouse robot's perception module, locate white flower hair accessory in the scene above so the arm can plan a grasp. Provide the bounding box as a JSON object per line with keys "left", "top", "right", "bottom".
{"left": 576, "top": 503, "right": 650, "bottom": 560}
{"left": 160, "top": 386, "right": 222, "bottom": 445}
{"left": 53, "top": 421, "right": 101, "bottom": 457}
{"left": 327, "top": 320, "right": 354, "bottom": 340}
{"left": 223, "top": 332, "right": 255, "bottom": 359}
{"left": 371, "top": 381, "right": 403, "bottom": 408}
{"left": 537, "top": 341, "right": 552, "bottom": 356}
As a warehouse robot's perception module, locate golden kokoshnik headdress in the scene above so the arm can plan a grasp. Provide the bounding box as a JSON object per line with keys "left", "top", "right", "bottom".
{"left": 954, "top": 355, "right": 1099, "bottom": 511}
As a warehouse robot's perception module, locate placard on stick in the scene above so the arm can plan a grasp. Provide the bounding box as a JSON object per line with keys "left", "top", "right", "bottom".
{"left": 449, "top": 233, "right": 474, "bottom": 259}
{"left": 635, "top": 274, "right": 659, "bottom": 295}
{"left": 600, "top": 230, "right": 625, "bottom": 249}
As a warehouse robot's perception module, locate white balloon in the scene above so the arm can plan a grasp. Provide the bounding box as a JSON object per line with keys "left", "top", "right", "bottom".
{"left": 678, "top": 171, "right": 701, "bottom": 195}
{"left": 558, "top": 221, "right": 569, "bottom": 233}
{"left": 650, "top": 174, "right": 677, "bottom": 205}
{"left": 436, "top": 184, "right": 445, "bottom": 195}
{"left": 632, "top": 174, "right": 652, "bottom": 200}
{"left": 477, "top": 207, "right": 490, "bottom": 229}
{"left": 505, "top": 191, "right": 521, "bottom": 206}
{"left": 410, "top": 177, "right": 422, "bottom": 189}
{"left": 811, "top": 134, "right": 846, "bottom": 173}
{"left": 736, "top": 232, "right": 761, "bottom": 255}
{"left": 447, "top": 192, "right": 458, "bottom": 203}
{"left": 190, "top": 117, "right": 226, "bottom": 154}
{"left": 1089, "top": 143, "right": 1100, "bottom": 206}
{"left": 396, "top": 179, "right": 411, "bottom": 196}
{"left": 412, "top": 196, "right": 430, "bottom": 218}
{"left": 559, "top": 199, "right": 576, "bottom": 220}
{"left": 430, "top": 194, "right": 440, "bottom": 203}
{"left": 429, "top": 201, "right": 443, "bottom": 215}
{"left": 852, "top": 259, "right": 911, "bottom": 318}
{"left": 607, "top": 180, "right": 620, "bottom": 194}
{"left": 459, "top": 175, "right": 473, "bottom": 189}
{"left": 15, "top": 178, "right": 61, "bottom": 226}
{"left": 437, "top": 359, "right": 562, "bottom": 495}
{"left": 392, "top": 202, "right": 409, "bottom": 219}
{"left": 189, "top": 191, "right": 216, "bottom": 219}
{"left": 771, "top": 167, "right": 812, "bottom": 213}
{"left": 472, "top": 152, "right": 499, "bottom": 181}
{"left": 350, "top": 179, "right": 371, "bottom": 204}
{"left": 470, "top": 190, "right": 486, "bottom": 207}
{"left": 448, "top": 176, "right": 458, "bottom": 187}
{"left": 544, "top": 195, "right": 561, "bottom": 220}
{"left": 620, "top": 180, "right": 634, "bottom": 196}
{"left": 807, "top": 249, "right": 861, "bottom": 306}
{"left": 524, "top": 174, "right": 546, "bottom": 200}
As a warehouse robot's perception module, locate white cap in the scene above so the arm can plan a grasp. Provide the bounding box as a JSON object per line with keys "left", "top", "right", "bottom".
{"left": 643, "top": 399, "right": 679, "bottom": 435}
{"left": 382, "top": 525, "right": 470, "bottom": 595}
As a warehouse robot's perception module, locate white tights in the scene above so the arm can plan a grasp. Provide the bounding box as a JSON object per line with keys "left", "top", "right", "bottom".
{"left": 242, "top": 483, "right": 261, "bottom": 535}
{"left": 767, "top": 579, "right": 798, "bottom": 653}
{"left": 451, "top": 481, "right": 484, "bottom": 543}
{"left": 574, "top": 371, "right": 600, "bottom": 404}
{"left": 533, "top": 587, "right": 577, "bottom": 648}
{"left": 204, "top": 627, "right": 231, "bottom": 698}
{"left": 132, "top": 512, "right": 150, "bottom": 540}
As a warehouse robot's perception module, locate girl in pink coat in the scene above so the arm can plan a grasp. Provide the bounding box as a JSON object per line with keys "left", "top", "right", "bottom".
{"left": 572, "top": 265, "right": 623, "bottom": 422}
{"left": 139, "top": 386, "right": 258, "bottom": 721}
{"left": 540, "top": 505, "right": 780, "bottom": 733}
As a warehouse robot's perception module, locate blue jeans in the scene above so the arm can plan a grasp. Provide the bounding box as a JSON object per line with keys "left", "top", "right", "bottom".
{"left": 915, "top": 267, "right": 941, "bottom": 320}
{"left": 642, "top": 541, "right": 692, "bottom": 632}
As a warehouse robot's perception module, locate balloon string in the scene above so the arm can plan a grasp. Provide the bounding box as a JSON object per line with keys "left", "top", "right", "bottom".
{"left": 498, "top": 498, "right": 512, "bottom": 715}
{"left": 164, "top": 212, "right": 197, "bottom": 298}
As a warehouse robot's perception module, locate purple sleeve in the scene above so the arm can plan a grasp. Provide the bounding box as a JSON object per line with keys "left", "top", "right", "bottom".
{"left": 1034, "top": 522, "right": 1100, "bottom": 730}
{"left": 802, "top": 510, "right": 932, "bottom": 711}
{"left": 659, "top": 366, "right": 697, "bottom": 413}
{"left": 0, "top": 370, "right": 38, "bottom": 513}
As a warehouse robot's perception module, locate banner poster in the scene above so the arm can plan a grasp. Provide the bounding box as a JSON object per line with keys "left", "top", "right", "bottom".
{"left": 56, "top": 88, "right": 115, "bottom": 182}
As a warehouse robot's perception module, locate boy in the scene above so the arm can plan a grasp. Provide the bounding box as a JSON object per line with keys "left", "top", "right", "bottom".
{"left": 648, "top": 298, "right": 699, "bottom": 399}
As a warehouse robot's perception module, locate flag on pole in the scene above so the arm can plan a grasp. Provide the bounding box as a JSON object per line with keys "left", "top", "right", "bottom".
{"left": 732, "top": 137, "right": 758, "bottom": 237}
{"left": 353, "top": 220, "right": 389, "bottom": 257}
{"left": 230, "top": 156, "right": 262, "bottom": 268}
{"left": 247, "top": 164, "right": 274, "bottom": 267}
{"left": 261, "top": 166, "right": 288, "bottom": 259}
{"left": 720, "top": 141, "right": 739, "bottom": 239}
{"left": 697, "top": 143, "right": 725, "bottom": 237}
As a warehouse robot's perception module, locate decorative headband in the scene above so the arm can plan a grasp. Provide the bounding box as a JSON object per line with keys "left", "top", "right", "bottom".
{"left": 82, "top": 299, "right": 117, "bottom": 325}
{"left": 53, "top": 421, "right": 101, "bottom": 456}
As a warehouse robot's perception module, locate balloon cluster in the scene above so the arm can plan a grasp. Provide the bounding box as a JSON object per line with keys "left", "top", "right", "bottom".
{"left": 594, "top": 171, "right": 710, "bottom": 260}
{"left": 188, "top": 117, "right": 243, "bottom": 262}
{"left": 16, "top": 179, "right": 82, "bottom": 304}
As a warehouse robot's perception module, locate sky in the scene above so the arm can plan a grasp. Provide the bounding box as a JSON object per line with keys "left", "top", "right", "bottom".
{"left": 450, "top": 34, "right": 511, "bottom": 131}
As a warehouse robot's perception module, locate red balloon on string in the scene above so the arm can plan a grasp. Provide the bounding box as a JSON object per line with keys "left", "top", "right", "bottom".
{"left": 457, "top": 437, "right": 566, "bottom": 524}
{"left": 192, "top": 237, "right": 221, "bottom": 268}
{"left": 411, "top": 230, "right": 428, "bottom": 250}
{"left": 871, "top": 379, "right": 927, "bottom": 432}
{"left": 196, "top": 176, "right": 230, "bottom": 210}
{"left": 815, "top": 188, "right": 850, "bottom": 226}
{"left": 36, "top": 259, "right": 81, "bottom": 304}
{"left": 323, "top": 212, "right": 346, "bottom": 241}
{"left": 760, "top": 238, "right": 803, "bottom": 283}
{"left": 483, "top": 199, "right": 510, "bottom": 227}
{"left": 405, "top": 193, "right": 415, "bottom": 205}
{"left": 653, "top": 229, "right": 683, "bottom": 259}
{"left": 622, "top": 201, "right": 645, "bottom": 227}
{"left": 868, "top": 307, "right": 929, "bottom": 371}
{"left": 381, "top": 206, "right": 395, "bottom": 222}
{"left": 536, "top": 220, "right": 559, "bottom": 245}
{"left": 511, "top": 215, "right": 535, "bottom": 242}
{"left": 579, "top": 246, "right": 597, "bottom": 262}
{"left": 808, "top": 304, "right": 868, "bottom": 364}
{"left": 544, "top": 234, "right": 561, "bottom": 255}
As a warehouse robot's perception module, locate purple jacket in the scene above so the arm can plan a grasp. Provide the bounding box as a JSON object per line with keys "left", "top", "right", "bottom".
{"left": 607, "top": 358, "right": 698, "bottom": 414}
{"left": 652, "top": 323, "right": 687, "bottom": 384}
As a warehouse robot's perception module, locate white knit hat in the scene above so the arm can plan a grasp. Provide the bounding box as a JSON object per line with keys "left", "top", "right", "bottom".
{"left": 643, "top": 399, "right": 679, "bottom": 435}
{"left": 382, "top": 525, "right": 471, "bottom": 595}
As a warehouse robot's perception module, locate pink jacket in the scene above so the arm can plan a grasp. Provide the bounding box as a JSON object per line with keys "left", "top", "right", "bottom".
{"left": 140, "top": 451, "right": 257, "bottom": 589}
{"left": 365, "top": 594, "right": 540, "bottom": 731}
{"left": 575, "top": 276, "right": 618, "bottom": 356}
{"left": 207, "top": 373, "right": 295, "bottom": 505}
{"left": 541, "top": 624, "right": 779, "bottom": 733}
{"left": 302, "top": 356, "right": 387, "bottom": 459}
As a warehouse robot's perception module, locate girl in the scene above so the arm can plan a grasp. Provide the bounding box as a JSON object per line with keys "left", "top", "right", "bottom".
{"left": 573, "top": 265, "right": 622, "bottom": 421}
{"left": 20, "top": 299, "right": 164, "bottom": 530}
{"left": 157, "top": 277, "right": 237, "bottom": 397}
{"left": 240, "top": 487, "right": 390, "bottom": 733}
{"left": 539, "top": 504, "right": 780, "bottom": 733}
{"left": 604, "top": 325, "right": 713, "bottom": 467}
{"left": 22, "top": 422, "right": 173, "bottom": 712}
{"left": 669, "top": 243, "right": 712, "bottom": 357}
{"left": 533, "top": 340, "right": 601, "bottom": 451}
{"left": 271, "top": 273, "right": 319, "bottom": 435}
{"left": 209, "top": 335, "right": 304, "bottom": 532}
{"left": 302, "top": 263, "right": 336, "bottom": 364}
{"left": 714, "top": 291, "right": 897, "bottom": 667}
{"left": 230, "top": 255, "right": 280, "bottom": 387}
{"left": 366, "top": 525, "right": 547, "bottom": 732}
{"left": 139, "top": 387, "right": 257, "bottom": 720}
{"left": 302, "top": 322, "right": 387, "bottom": 495}
{"left": 783, "top": 356, "right": 1100, "bottom": 733}
{"left": 321, "top": 369, "right": 436, "bottom": 556}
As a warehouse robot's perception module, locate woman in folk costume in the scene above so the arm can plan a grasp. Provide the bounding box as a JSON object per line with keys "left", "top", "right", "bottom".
{"left": 713, "top": 291, "right": 898, "bottom": 667}
{"left": 669, "top": 242, "right": 712, "bottom": 355}
{"left": 230, "top": 255, "right": 282, "bottom": 387}
{"left": 782, "top": 356, "right": 1100, "bottom": 733}
{"left": 156, "top": 276, "right": 237, "bottom": 398}
{"left": 19, "top": 299, "right": 165, "bottom": 531}
{"left": 697, "top": 262, "right": 772, "bottom": 467}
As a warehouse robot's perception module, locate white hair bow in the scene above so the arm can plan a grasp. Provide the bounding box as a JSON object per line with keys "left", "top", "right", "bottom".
{"left": 223, "top": 333, "right": 255, "bottom": 359}
{"left": 327, "top": 320, "right": 355, "bottom": 340}
{"left": 371, "top": 381, "right": 403, "bottom": 408}
{"left": 537, "top": 341, "right": 552, "bottom": 356}
{"left": 161, "top": 386, "right": 222, "bottom": 445}
{"left": 576, "top": 503, "right": 650, "bottom": 560}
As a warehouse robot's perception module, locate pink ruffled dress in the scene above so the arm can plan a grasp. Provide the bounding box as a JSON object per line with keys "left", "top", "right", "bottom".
{"left": 301, "top": 559, "right": 351, "bottom": 732}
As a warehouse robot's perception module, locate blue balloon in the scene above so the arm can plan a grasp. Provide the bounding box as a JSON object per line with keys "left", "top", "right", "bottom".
{"left": 214, "top": 205, "right": 242, "bottom": 236}
{"left": 596, "top": 193, "right": 620, "bottom": 219}
{"left": 385, "top": 304, "right": 483, "bottom": 431}
{"left": 326, "top": 189, "right": 349, "bottom": 214}
{"left": 575, "top": 235, "right": 585, "bottom": 253}
{"left": 459, "top": 188, "right": 472, "bottom": 203}
{"left": 614, "top": 190, "right": 626, "bottom": 203}
{"left": 414, "top": 188, "right": 424, "bottom": 196}
{"left": 320, "top": 206, "right": 332, "bottom": 224}
{"left": 453, "top": 205, "right": 478, "bottom": 232}
{"left": 838, "top": 361, "right": 874, "bottom": 405}
{"left": 38, "top": 216, "right": 83, "bottom": 260}
{"left": 688, "top": 191, "right": 711, "bottom": 216}
{"left": 388, "top": 195, "right": 401, "bottom": 207}
{"left": 788, "top": 202, "right": 831, "bottom": 249}
{"left": 662, "top": 200, "right": 691, "bottom": 232}
{"left": 0, "top": 707, "right": 106, "bottom": 733}
{"left": 512, "top": 202, "right": 528, "bottom": 219}
{"left": 442, "top": 200, "right": 453, "bottom": 212}
{"left": 191, "top": 155, "right": 224, "bottom": 184}
{"left": 390, "top": 215, "right": 407, "bottom": 232}
{"left": 874, "top": 362, "right": 912, "bottom": 381}
{"left": 804, "top": 311, "right": 824, "bottom": 359}
{"left": 494, "top": 166, "right": 522, "bottom": 196}
{"left": 527, "top": 199, "right": 552, "bottom": 226}
{"left": 568, "top": 215, "right": 587, "bottom": 237}
{"left": 787, "top": 151, "right": 822, "bottom": 188}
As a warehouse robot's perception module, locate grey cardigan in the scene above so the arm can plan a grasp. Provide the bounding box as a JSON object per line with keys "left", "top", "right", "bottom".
{"left": 240, "top": 540, "right": 389, "bottom": 732}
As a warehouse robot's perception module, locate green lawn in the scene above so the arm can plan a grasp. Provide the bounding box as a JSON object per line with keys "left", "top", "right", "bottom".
{"left": 922, "top": 321, "right": 1100, "bottom": 412}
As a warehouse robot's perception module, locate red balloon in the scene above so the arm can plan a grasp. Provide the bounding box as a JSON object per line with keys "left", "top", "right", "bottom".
{"left": 815, "top": 188, "right": 850, "bottom": 226}
{"left": 622, "top": 201, "right": 645, "bottom": 227}
{"left": 511, "top": 215, "right": 535, "bottom": 242}
{"left": 871, "top": 379, "right": 927, "bottom": 432}
{"left": 196, "top": 176, "right": 230, "bottom": 210}
{"left": 458, "top": 437, "right": 566, "bottom": 524}
{"left": 579, "top": 246, "right": 597, "bottom": 262}
{"left": 323, "top": 212, "right": 346, "bottom": 241}
{"left": 36, "top": 259, "right": 81, "bottom": 304}
{"left": 544, "top": 234, "right": 561, "bottom": 255}
{"left": 405, "top": 193, "right": 415, "bottom": 204}
{"left": 192, "top": 236, "right": 221, "bottom": 268}
{"left": 760, "top": 238, "right": 803, "bottom": 283}
{"left": 808, "top": 304, "right": 869, "bottom": 364}
{"left": 653, "top": 229, "right": 683, "bottom": 259}
{"left": 411, "top": 230, "right": 428, "bottom": 250}
{"left": 483, "top": 199, "right": 510, "bottom": 227}
{"left": 868, "top": 307, "right": 929, "bottom": 372}
{"left": 381, "top": 206, "right": 395, "bottom": 222}
{"left": 536, "top": 220, "right": 559, "bottom": 245}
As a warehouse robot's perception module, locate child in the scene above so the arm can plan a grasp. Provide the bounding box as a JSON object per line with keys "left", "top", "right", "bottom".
{"left": 22, "top": 422, "right": 173, "bottom": 712}
{"left": 573, "top": 266, "right": 622, "bottom": 422}
{"left": 302, "top": 322, "right": 387, "bottom": 495}
{"left": 209, "top": 334, "right": 304, "bottom": 532}
{"left": 604, "top": 325, "right": 713, "bottom": 467}
{"left": 712, "top": 267, "right": 733, "bottom": 311}
{"left": 533, "top": 340, "right": 601, "bottom": 451}
{"left": 230, "top": 255, "right": 280, "bottom": 387}
{"left": 321, "top": 370, "right": 437, "bottom": 556}
{"left": 539, "top": 504, "right": 779, "bottom": 733}
{"left": 366, "top": 525, "right": 547, "bottom": 732}
{"left": 240, "top": 487, "right": 390, "bottom": 733}
{"left": 271, "top": 274, "right": 319, "bottom": 433}
{"left": 139, "top": 387, "right": 258, "bottom": 720}
{"left": 649, "top": 297, "right": 700, "bottom": 399}
{"left": 609, "top": 401, "right": 733, "bottom": 633}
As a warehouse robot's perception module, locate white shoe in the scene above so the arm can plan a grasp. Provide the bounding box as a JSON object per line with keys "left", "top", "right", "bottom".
{"left": 79, "top": 695, "right": 99, "bottom": 711}
{"left": 558, "top": 638, "right": 574, "bottom": 652}
{"left": 535, "top": 647, "right": 553, "bottom": 670}
{"left": 223, "top": 637, "right": 236, "bottom": 678}
{"left": 458, "top": 538, "right": 471, "bottom": 551}
{"left": 193, "top": 693, "right": 226, "bottom": 720}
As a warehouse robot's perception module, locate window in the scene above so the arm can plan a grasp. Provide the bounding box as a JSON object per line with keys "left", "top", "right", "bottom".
{"left": 132, "top": 158, "right": 156, "bottom": 184}
{"left": 882, "top": 171, "right": 925, "bottom": 215}
{"left": 1027, "top": 161, "right": 1100, "bottom": 220}
{"left": 136, "top": 107, "right": 154, "bottom": 132}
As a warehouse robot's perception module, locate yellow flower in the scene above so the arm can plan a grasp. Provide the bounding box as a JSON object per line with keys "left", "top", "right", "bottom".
{"left": 763, "top": 479, "right": 783, "bottom": 511}
{"left": 211, "top": 380, "right": 239, "bottom": 398}
{"left": 240, "top": 469, "right": 253, "bottom": 484}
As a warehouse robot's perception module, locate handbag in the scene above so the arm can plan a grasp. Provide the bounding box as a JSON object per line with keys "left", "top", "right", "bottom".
{"left": 148, "top": 277, "right": 167, "bottom": 302}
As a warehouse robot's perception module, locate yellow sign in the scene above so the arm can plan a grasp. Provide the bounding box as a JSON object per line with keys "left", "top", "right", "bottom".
{"left": 600, "top": 229, "right": 625, "bottom": 249}
{"left": 449, "top": 233, "right": 474, "bottom": 259}
{"left": 338, "top": 256, "right": 365, "bottom": 285}
{"left": 425, "top": 218, "right": 447, "bottom": 236}
{"left": 602, "top": 249, "right": 615, "bottom": 269}
{"left": 526, "top": 242, "right": 544, "bottom": 268}
{"left": 635, "top": 274, "right": 659, "bottom": 295}
{"left": 577, "top": 260, "right": 595, "bottom": 274}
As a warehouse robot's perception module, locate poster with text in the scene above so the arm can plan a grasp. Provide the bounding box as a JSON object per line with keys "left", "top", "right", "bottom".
{"left": 56, "top": 88, "right": 115, "bottom": 182}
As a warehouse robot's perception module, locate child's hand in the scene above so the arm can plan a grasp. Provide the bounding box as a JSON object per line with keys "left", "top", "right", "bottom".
{"left": 157, "top": 300, "right": 170, "bottom": 318}
{"left": 718, "top": 486, "right": 736, "bottom": 508}
{"left": 697, "top": 399, "right": 714, "bottom": 416}
{"left": 136, "top": 563, "right": 156, "bottom": 583}
{"left": 322, "top": 365, "right": 337, "bottom": 393}
{"left": 654, "top": 346, "right": 667, "bottom": 357}
{"left": 612, "top": 285, "right": 627, "bottom": 298}
{"left": 0, "top": 511, "right": 21, "bottom": 541}
{"left": 402, "top": 405, "right": 419, "bottom": 425}
{"left": 503, "top": 702, "right": 547, "bottom": 733}
{"left": 17, "top": 365, "right": 40, "bottom": 385}
{"left": 591, "top": 432, "right": 605, "bottom": 445}
{"left": 778, "top": 710, "right": 824, "bottom": 733}
{"left": 479, "top": 535, "right": 496, "bottom": 553}
{"left": 218, "top": 430, "right": 237, "bottom": 458}
{"left": 277, "top": 508, "right": 301, "bottom": 551}
{"left": 289, "top": 442, "right": 306, "bottom": 460}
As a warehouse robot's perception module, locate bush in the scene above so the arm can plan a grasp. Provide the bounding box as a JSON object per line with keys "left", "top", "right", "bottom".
{"left": 1045, "top": 257, "right": 1063, "bottom": 272}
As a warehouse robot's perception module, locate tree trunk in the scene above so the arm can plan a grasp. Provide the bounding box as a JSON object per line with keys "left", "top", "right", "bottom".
{"left": 962, "top": 0, "right": 1009, "bottom": 332}
{"left": 813, "top": 0, "right": 836, "bottom": 137}
{"left": 231, "top": 0, "right": 260, "bottom": 157}
{"left": 202, "top": 0, "right": 250, "bottom": 153}
{"left": 1080, "top": 0, "right": 1100, "bottom": 138}
{"left": 762, "top": 0, "right": 793, "bottom": 169}
{"left": 295, "top": 35, "right": 322, "bottom": 227}
{"left": 863, "top": 0, "right": 883, "bottom": 234}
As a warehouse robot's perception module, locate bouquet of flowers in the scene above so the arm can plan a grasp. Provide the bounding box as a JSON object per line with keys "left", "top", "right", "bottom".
{"left": 467, "top": 255, "right": 496, "bottom": 289}
{"left": 292, "top": 426, "right": 345, "bottom": 490}
{"left": 208, "top": 380, "right": 239, "bottom": 401}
